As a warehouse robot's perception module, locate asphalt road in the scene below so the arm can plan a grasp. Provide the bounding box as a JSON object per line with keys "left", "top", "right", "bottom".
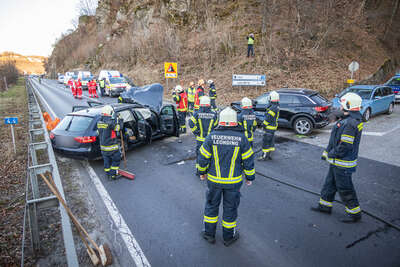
{"left": 32, "top": 78, "right": 400, "bottom": 267}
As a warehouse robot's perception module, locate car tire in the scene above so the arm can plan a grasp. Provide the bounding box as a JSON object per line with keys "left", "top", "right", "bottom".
{"left": 293, "top": 117, "right": 313, "bottom": 135}
{"left": 387, "top": 102, "right": 394, "bottom": 115}
{"left": 363, "top": 108, "right": 371, "bottom": 122}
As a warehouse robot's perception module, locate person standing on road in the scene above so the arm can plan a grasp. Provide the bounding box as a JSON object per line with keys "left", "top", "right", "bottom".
{"left": 238, "top": 97, "right": 257, "bottom": 148}
{"left": 247, "top": 33, "right": 255, "bottom": 57}
{"left": 311, "top": 93, "right": 364, "bottom": 223}
{"left": 99, "top": 78, "right": 106, "bottom": 97}
{"left": 89, "top": 79, "right": 98, "bottom": 98}
{"left": 97, "top": 105, "right": 123, "bottom": 180}
{"left": 68, "top": 78, "right": 75, "bottom": 97}
{"left": 173, "top": 85, "right": 188, "bottom": 134}
{"left": 187, "top": 81, "right": 196, "bottom": 116}
{"left": 259, "top": 91, "right": 279, "bottom": 160}
{"left": 194, "top": 79, "right": 205, "bottom": 111}
{"left": 198, "top": 107, "right": 255, "bottom": 246}
{"left": 75, "top": 78, "right": 83, "bottom": 99}
{"left": 189, "top": 96, "right": 218, "bottom": 176}
{"left": 208, "top": 80, "right": 217, "bottom": 111}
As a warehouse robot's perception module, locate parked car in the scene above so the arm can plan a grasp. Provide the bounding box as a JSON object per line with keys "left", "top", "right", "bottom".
{"left": 50, "top": 84, "right": 179, "bottom": 160}
{"left": 57, "top": 75, "right": 64, "bottom": 84}
{"left": 331, "top": 85, "right": 395, "bottom": 121}
{"left": 98, "top": 70, "right": 130, "bottom": 97}
{"left": 64, "top": 72, "right": 74, "bottom": 86}
{"left": 231, "top": 88, "right": 332, "bottom": 135}
{"left": 384, "top": 74, "right": 400, "bottom": 103}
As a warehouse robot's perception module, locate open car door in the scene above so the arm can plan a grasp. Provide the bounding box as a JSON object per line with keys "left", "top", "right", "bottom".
{"left": 137, "top": 119, "right": 152, "bottom": 143}
{"left": 160, "top": 105, "right": 179, "bottom": 137}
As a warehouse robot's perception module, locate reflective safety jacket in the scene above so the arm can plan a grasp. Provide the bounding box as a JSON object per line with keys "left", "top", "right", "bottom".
{"left": 88, "top": 80, "right": 97, "bottom": 89}
{"left": 74, "top": 80, "right": 82, "bottom": 89}
{"left": 247, "top": 36, "right": 254, "bottom": 45}
{"left": 68, "top": 79, "right": 74, "bottom": 87}
{"left": 173, "top": 91, "right": 188, "bottom": 112}
{"left": 322, "top": 111, "right": 363, "bottom": 172}
{"left": 189, "top": 107, "right": 218, "bottom": 142}
{"left": 99, "top": 79, "right": 105, "bottom": 88}
{"left": 238, "top": 109, "right": 257, "bottom": 142}
{"left": 198, "top": 126, "right": 255, "bottom": 184}
{"left": 209, "top": 83, "right": 217, "bottom": 99}
{"left": 97, "top": 115, "right": 122, "bottom": 155}
{"left": 263, "top": 103, "right": 279, "bottom": 134}
{"left": 194, "top": 86, "right": 205, "bottom": 110}
{"left": 187, "top": 86, "right": 196, "bottom": 103}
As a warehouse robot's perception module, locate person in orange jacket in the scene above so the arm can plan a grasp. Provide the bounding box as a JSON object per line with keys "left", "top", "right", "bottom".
{"left": 194, "top": 79, "right": 205, "bottom": 111}
{"left": 88, "top": 79, "right": 98, "bottom": 98}
{"left": 75, "top": 79, "right": 82, "bottom": 99}
{"left": 68, "top": 79, "right": 75, "bottom": 97}
{"left": 173, "top": 85, "right": 188, "bottom": 133}
{"left": 92, "top": 79, "right": 98, "bottom": 98}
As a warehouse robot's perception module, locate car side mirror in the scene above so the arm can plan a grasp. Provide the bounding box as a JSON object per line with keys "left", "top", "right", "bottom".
{"left": 253, "top": 100, "right": 258, "bottom": 105}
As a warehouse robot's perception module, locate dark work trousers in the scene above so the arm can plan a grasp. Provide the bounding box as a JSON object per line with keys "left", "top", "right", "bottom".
{"left": 249, "top": 141, "right": 254, "bottom": 148}
{"left": 100, "top": 86, "right": 105, "bottom": 97}
{"left": 262, "top": 131, "right": 275, "bottom": 153}
{"left": 195, "top": 140, "right": 204, "bottom": 173}
{"left": 102, "top": 150, "right": 121, "bottom": 177}
{"left": 320, "top": 165, "right": 360, "bottom": 212}
{"left": 188, "top": 102, "right": 194, "bottom": 116}
{"left": 210, "top": 98, "right": 217, "bottom": 111}
{"left": 247, "top": 44, "right": 254, "bottom": 57}
{"left": 178, "top": 111, "right": 187, "bottom": 133}
{"left": 204, "top": 180, "right": 242, "bottom": 240}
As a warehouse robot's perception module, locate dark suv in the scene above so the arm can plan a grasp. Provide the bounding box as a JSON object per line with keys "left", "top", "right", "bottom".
{"left": 231, "top": 88, "right": 331, "bottom": 135}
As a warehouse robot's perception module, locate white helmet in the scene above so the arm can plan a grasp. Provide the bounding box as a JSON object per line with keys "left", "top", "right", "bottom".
{"left": 207, "top": 79, "right": 213, "bottom": 85}
{"left": 199, "top": 96, "right": 211, "bottom": 106}
{"left": 269, "top": 91, "right": 279, "bottom": 102}
{"left": 340, "top": 92, "right": 362, "bottom": 111}
{"left": 175, "top": 85, "right": 183, "bottom": 92}
{"left": 219, "top": 107, "right": 238, "bottom": 126}
{"left": 241, "top": 97, "right": 252, "bottom": 109}
{"left": 102, "top": 105, "right": 113, "bottom": 116}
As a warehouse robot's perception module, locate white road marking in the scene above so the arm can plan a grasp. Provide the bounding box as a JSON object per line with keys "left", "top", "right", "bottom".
{"left": 83, "top": 162, "right": 151, "bottom": 267}
{"left": 318, "top": 125, "right": 400, "bottom": 137}
{"left": 32, "top": 81, "right": 151, "bottom": 267}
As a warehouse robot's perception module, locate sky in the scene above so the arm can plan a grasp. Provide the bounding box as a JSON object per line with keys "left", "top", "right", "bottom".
{"left": 0, "top": 0, "right": 85, "bottom": 57}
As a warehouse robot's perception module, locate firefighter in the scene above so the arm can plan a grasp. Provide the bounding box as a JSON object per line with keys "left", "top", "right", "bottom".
{"left": 311, "top": 93, "right": 364, "bottom": 223}
{"left": 97, "top": 105, "right": 123, "bottom": 180}
{"left": 259, "top": 91, "right": 279, "bottom": 160}
{"left": 189, "top": 96, "right": 218, "bottom": 175}
{"left": 238, "top": 97, "right": 257, "bottom": 148}
{"left": 75, "top": 78, "right": 83, "bottom": 99}
{"left": 194, "top": 79, "right": 205, "bottom": 111}
{"left": 198, "top": 107, "right": 255, "bottom": 246}
{"left": 99, "top": 78, "right": 106, "bottom": 97}
{"left": 68, "top": 78, "right": 75, "bottom": 97}
{"left": 208, "top": 80, "right": 217, "bottom": 111}
{"left": 187, "top": 81, "right": 196, "bottom": 115}
{"left": 173, "top": 85, "right": 188, "bottom": 133}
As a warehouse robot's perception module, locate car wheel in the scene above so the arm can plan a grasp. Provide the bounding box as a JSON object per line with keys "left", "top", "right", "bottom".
{"left": 293, "top": 117, "right": 313, "bottom": 135}
{"left": 363, "top": 108, "right": 371, "bottom": 122}
{"left": 387, "top": 102, "right": 394, "bottom": 115}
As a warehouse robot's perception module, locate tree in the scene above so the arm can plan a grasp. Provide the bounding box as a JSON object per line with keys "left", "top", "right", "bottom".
{"left": 76, "top": 0, "right": 98, "bottom": 16}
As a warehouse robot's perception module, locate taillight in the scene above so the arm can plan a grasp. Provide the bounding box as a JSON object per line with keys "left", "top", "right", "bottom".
{"left": 74, "top": 136, "right": 97, "bottom": 143}
{"left": 315, "top": 106, "right": 329, "bottom": 112}
{"left": 49, "top": 132, "right": 55, "bottom": 139}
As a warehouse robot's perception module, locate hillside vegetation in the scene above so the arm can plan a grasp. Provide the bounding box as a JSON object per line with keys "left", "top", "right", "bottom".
{"left": 48, "top": 0, "right": 400, "bottom": 103}
{"left": 0, "top": 52, "right": 46, "bottom": 75}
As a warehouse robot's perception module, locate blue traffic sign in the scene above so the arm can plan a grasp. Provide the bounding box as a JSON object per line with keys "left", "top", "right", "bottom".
{"left": 4, "top": 117, "right": 18, "bottom": 124}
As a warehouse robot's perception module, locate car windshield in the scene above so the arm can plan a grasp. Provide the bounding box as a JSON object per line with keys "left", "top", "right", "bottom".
{"left": 72, "top": 75, "right": 78, "bottom": 80}
{"left": 55, "top": 115, "right": 93, "bottom": 132}
{"left": 256, "top": 93, "right": 269, "bottom": 104}
{"left": 109, "top": 77, "right": 125, "bottom": 84}
{"left": 82, "top": 77, "right": 92, "bottom": 81}
{"left": 340, "top": 88, "right": 372, "bottom": 99}
{"left": 388, "top": 78, "right": 400, "bottom": 86}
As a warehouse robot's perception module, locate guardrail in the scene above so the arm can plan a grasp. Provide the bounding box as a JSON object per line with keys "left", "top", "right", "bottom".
{"left": 21, "top": 78, "right": 78, "bottom": 266}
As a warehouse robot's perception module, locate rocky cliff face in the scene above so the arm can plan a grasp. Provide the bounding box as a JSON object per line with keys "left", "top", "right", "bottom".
{"left": 48, "top": 0, "right": 400, "bottom": 102}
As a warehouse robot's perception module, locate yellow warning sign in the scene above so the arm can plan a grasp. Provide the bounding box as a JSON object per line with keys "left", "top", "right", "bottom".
{"left": 164, "top": 62, "right": 178, "bottom": 78}
{"left": 347, "top": 79, "right": 355, "bottom": 84}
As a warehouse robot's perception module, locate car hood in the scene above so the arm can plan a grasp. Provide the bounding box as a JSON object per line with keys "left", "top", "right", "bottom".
{"left": 120, "top": 83, "right": 164, "bottom": 112}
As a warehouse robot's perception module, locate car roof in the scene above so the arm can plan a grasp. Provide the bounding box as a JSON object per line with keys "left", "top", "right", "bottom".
{"left": 69, "top": 103, "right": 141, "bottom": 117}
{"left": 276, "top": 88, "right": 318, "bottom": 95}
{"left": 348, "top": 85, "right": 381, "bottom": 90}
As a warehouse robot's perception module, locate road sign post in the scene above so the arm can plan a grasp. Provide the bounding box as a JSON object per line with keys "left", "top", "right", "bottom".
{"left": 232, "top": 74, "right": 266, "bottom": 95}
{"left": 5, "top": 117, "right": 18, "bottom": 154}
{"left": 164, "top": 62, "right": 178, "bottom": 93}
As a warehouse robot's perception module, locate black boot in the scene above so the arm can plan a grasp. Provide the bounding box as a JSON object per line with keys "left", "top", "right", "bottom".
{"left": 202, "top": 231, "right": 216, "bottom": 244}
{"left": 340, "top": 213, "right": 361, "bottom": 223}
{"left": 224, "top": 232, "right": 240, "bottom": 247}
{"left": 310, "top": 204, "right": 332, "bottom": 214}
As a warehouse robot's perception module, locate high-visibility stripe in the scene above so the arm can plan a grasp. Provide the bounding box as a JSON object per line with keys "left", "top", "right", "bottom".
{"left": 104, "top": 168, "right": 110, "bottom": 172}
{"left": 191, "top": 126, "right": 198, "bottom": 132}
{"left": 180, "top": 125, "right": 186, "bottom": 129}
{"left": 229, "top": 147, "right": 240, "bottom": 178}
{"left": 207, "top": 174, "right": 242, "bottom": 184}
{"left": 244, "top": 121, "right": 248, "bottom": 139}
{"left": 263, "top": 120, "right": 269, "bottom": 126}
{"left": 97, "top": 123, "right": 108, "bottom": 129}
{"left": 268, "top": 110, "right": 276, "bottom": 117}
{"left": 196, "top": 136, "right": 205, "bottom": 141}
{"left": 242, "top": 147, "right": 254, "bottom": 160}
{"left": 244, "top": 169, "right": 255, "bottom": 175}
{"left": 266, "top": 125, "right": 277, "bottom": 130}
{"left": 115, "top": 124, "right": 120, "bottom": 131}
{"left": 345, "top": 206, "right": 361, "bottom": 214}
{"left": 262, "top": 147, "right": 275, "bottom": 153}
{"left": 222, "top": 220, "right": 237, "bottom": 229}
{"left": 204, "top": 215, "right": 218, "bottom": 223}
{"left": 200, "top": 146, "right": 212, "bottom": 158}
{"left": 213, "top": 145, "right": 221, "bottom": 178}
{"left": 357, "top": 123, "right": 364, "bottom": 131}
{"left": 190, "top": 117, "right": 197, "bottom": 124}
{"left": 341, "top": 134, "right": 354, "bottom": 144}
{"left": 100, "top": 144, "right": 119, "bottom": 151}
{"left": 111, "top": 166, "right": 119, "bottom": 170}
{"left": 333, "top": 159, "right": 357, "bottom": 168}
{"left": 199, "top": 118, "right": 204, "bottom": 139}
{"left": 197, "top": 164, "right": 208, "bottom": 171}
{"left": 319, "top": 198, "right": 333, "bottom": 207}
{"left": 207, "top": 119, "right": 214, "bottom": 136}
